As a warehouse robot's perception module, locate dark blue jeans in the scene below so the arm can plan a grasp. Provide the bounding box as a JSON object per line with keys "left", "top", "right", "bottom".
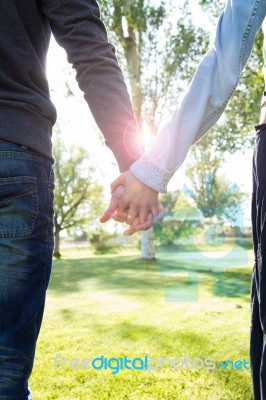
{"left": 0, "top": 143, "right": 54, "bottom": 399}
{"left": 251, "top": 124, "right": 266, "bottom": 400}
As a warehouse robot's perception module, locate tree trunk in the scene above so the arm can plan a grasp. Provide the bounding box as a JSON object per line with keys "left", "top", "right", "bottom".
{"left": 120, "top": 5, "right": 156, "bottom": 260}
{"left": 124, "top": 31, "right": 142, "bottom": 122}
{"left": 54, "top": 225, "right": 61, "bottom": 258}
{"left": 141, "top": 228, "right": 156, "bottom": 260}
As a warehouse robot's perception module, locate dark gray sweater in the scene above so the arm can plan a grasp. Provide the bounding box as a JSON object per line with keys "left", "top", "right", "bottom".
{"left": 0, "top": 0, "right": 142, "bottom": 170}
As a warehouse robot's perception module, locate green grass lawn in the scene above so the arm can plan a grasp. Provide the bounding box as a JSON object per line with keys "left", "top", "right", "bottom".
{"left": 30, "top": 244, "right": 254, "bottom": 399}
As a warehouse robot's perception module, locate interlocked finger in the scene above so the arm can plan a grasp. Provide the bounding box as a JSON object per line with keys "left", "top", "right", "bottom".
{"left": 112, "top": 211, "right": 128, "bottom": 223}
{"left": 126, "top": 208, "right": 138, "bottom": 225}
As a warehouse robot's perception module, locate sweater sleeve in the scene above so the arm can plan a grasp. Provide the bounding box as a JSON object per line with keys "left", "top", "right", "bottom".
{"left": 41, "top": 0, "right": 142, "bottom": 171}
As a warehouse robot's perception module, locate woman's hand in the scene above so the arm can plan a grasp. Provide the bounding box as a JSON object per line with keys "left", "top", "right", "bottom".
{"left": 111, "top": 202, "right": 165, "bottom": 235}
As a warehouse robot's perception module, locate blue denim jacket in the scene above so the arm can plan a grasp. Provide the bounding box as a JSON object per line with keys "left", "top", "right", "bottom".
{"left": 130, "top": 0, "right": 266, "bottom": 193}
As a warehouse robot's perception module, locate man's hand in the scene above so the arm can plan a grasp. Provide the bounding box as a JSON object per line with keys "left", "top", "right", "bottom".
{"left": 99, "top": 184, "right": 125, "bottom": 224}
{"left": 100, "top": 170, "right": 163, "bottom": 234}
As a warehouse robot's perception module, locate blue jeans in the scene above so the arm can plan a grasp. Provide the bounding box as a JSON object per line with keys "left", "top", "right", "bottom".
{"left": 0, "top": 143, "right": 54, "bottom": 399}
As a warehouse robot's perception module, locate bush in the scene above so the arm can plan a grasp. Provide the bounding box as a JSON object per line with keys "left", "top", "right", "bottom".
{"left": 154, "top": 220, "right": 197, "bottom": 246}
{"left": 88, "top": 229, "right": 112, "bottom": 253}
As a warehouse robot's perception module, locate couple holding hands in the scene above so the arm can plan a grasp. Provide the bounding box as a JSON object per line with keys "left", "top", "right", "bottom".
{"left": 1, "top": 0, "right": 265, "bottom": 399}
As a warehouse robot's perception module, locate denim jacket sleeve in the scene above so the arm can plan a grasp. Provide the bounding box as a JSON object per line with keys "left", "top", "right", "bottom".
{"left": 130, "top": 0, "right": 266, "bottom": 193}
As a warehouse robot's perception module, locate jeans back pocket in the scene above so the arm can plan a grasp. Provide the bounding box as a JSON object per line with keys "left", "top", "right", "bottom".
{"left": 0, "top": 176, "right": 38, "bottom": 238}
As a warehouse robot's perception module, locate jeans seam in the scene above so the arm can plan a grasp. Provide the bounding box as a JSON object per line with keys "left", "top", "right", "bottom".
{"left": 0, "top": 151, "right": 43, "bottom": 163}
{"left": 41, "top": 159, "right": 54, "bottom": 244}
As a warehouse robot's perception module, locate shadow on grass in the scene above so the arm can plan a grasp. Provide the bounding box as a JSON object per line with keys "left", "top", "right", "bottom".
{"left": 80, "top": 319, "right": 252, "bottom": 396}
{"left": 49, "top": 249, "right": 251, "bottom": 303}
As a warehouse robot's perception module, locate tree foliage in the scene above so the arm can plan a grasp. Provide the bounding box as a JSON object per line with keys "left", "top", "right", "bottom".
{"left": 53, "top": 133, "right": 104, "bottom": 257}
{"left": 184, "top": 144, "right": 246, "bottom": 223}
{"left": 154, "top": 190, "right": 196, "bottom": 246}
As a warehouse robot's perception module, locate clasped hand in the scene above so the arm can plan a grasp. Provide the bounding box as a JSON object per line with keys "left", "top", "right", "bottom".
{"left": 100, "top": 170, "right": 164, "bottom": 235}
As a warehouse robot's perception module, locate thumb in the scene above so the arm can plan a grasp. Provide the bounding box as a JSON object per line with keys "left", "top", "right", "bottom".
{"left": 110, "top": 173, "right": 127, "bottom": 194}
{"left": 99, "top": 185, "right": 124, "bottom": 223}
